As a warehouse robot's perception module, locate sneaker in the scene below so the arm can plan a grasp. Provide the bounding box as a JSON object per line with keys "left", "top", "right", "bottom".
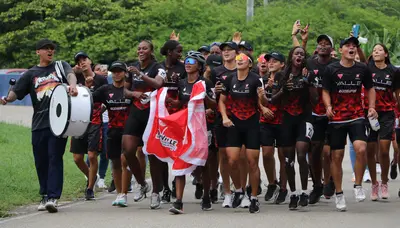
{"left": 201, "top": 198, "right": 213, "bottom": 211}
{"left": 93, "top": 173, "right": 100, "bottom": 191}
{"left": 381, "top": 182, "right": 389, "bottom": 199}
{"left": 210, "top": 189, "right": 218, "bottom": 204}
{"left": 309, "top": 185, "right": 323, "bottom": 204}
{"left": 97, "top": 178, "right": 107, "bottom": 189}
{"left": 117, "top": 194, "right": 128, "bottom": 207}
{"left": 376, "top": 163, "right": 382, "bottom": 174}
{"left": 354, "top": 185, "right": 366, "bottom": 202}
{"left": 289, "top": 194, "right": 299, "bottom": 210}
{"left": 45, "top": 198, "right": 58, "bottom": 213}
{"left": 112, "top": 194, "right": 120, "bottom": 206}
{"left": 150, "top": 193, "right": 161, "bottom": 209}
{"left": 38, "top": 196, "right": 47, "bottom": 211}
{"left": 264, "top": 184, "right": 280, "bottom": 202}
{"left": 335, "top": 194, "right": 347, "bottom": 211}
{"left": 161, "top": 188, "right": 171, "bottom": 204}
{"left": 275, "top": 189, "right": 288, "bottom": 204}
{"left": 85, "top": 188, "right": 95, "bottom": 200}
{"left": 108, "top": 179, "right": 116, "bottom": 193}
{"left": 171, "top": 181, "right": 176, "bottom": 199}
{"left": 232, "top": 191, "right": 244, "bottom": 208}
{"left": 323, "top": 179, "right": 335, "bottom": 199}
{"left": 363, "top": 170, "right": 371, "bottom": 183}
{"left": 240, "top": 194, "right": 251, "bottom": 208}
{"left": 134, "top": 181, "right": 150, "bottom": 202}
{"left": 370, "top": 182, "right": 379, "bottom": 201}
{"left": 299, "top": 192, "right": 309, "bottom": 207}
{"left": 169, "top": 201, "right": 184, "bottom": 214}
{"left": 195, "top": 183, "right": 203, "bottom": 199}
{"left": 390, "top": 161, "right": 398, "bottom": 180}
{"left": 249, "top": 198, "right": 260, "bottom": 213}
{"left": 222, "top": 194, "right": 232, "bottom": 208}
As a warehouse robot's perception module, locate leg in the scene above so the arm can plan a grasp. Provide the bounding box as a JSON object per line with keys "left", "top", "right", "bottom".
{"left": 175, "top": 175, "right": 186, "bottom": 201}
{"left": 121, "top": 155, "right": 130, "bottom": 194}
{"left": 296, "top": 141, "right": 310, "bottom": 191}
{"left": 122, "top": 135, "right": 145, "bottom": 185}
{"left": 136, "top": 147, "right": 146, "bottom": 181}
{"left": 349, "top": 143, "right": 357, "bottom": 173}
{"left": 226, "top": 147, "right": 242, "bottom": 190}
{"left": 87, "top": 151, "right": 99, "bottom": 190}
{"left": 262, "top": 146, "right": 276, "bottom": 185}
{"left": 239, "top": 146, "right": 248, "bottom": 189}
{"left": 331, "top": 149, "right": 345, "bottom": 193}
{"left": 277, "top": 148, "right": 287, "bottom": 190}
{"left": 99, "top": 123, "right": 109, "bottom": 180}
{"left": 323, "top": 145, "right": 331, "bottom": 186}
{"left": 219, "top": 147, "right": 231, "bottom": 194}
{"left": 112, "top": 158, "right": 122, "bottom": 193}
{"left": 283, "top": 147, "right": 296, "bottom": 192}
{"left": 246, "top": 149, "right": 260, "bottom": 197}
{"left": 379, "top": 140, "right": 391, "bottom": 184}
{"left": 366, "top": 142, "right": 378, "bottom": 184}
{"left": 73, "top": 154, "right": 89, "bottom": 178}
{"left": 32, "top": 130, "right": 49, "bottom": 196}
{"left": 148, "top": 155, "right": 163, "bottom": 193}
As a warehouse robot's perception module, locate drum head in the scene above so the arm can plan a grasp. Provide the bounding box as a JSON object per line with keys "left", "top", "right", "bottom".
{"left": 49, "top": 84, "right": 70, "bottom": 136}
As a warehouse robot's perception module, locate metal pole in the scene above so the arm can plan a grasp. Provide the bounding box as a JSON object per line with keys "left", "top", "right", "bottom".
{"left": 246, "top": 0, "right": 254, "bottom": 22}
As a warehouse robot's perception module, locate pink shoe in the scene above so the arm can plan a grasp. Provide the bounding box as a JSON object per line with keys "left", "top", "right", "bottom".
{"left": 371, "top": 182, "right": 379, "bottom": 201}
{"left": 381, "top": 182, "right": 389, "bottom": 199}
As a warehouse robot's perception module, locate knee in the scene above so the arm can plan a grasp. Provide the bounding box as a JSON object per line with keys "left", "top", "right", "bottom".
{"left": 88, "top": 153, "right": 97, "bottom": 162}
{"left": 73, "top": 154, "right": 83, "bottom": 164}
{"left": 228, "top": 157, "right": 238, "bottom": 168}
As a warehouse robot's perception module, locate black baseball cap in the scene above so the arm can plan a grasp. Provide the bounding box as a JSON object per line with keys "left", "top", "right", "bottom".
{"left": 206, "top": 54, "right": 223, "bottom": 68}
{"left": 219, "top": 41, "right": 238, "bottom": 51}
{"left": 198, "top": 45, "right": 210, "bottom": 53}
{"left": 317, "top": 34, "right": 334, "bottom": 48}
{"left": 74, "top": 51, "right": 90, "bottom": 63}
{"left": 238, "top": 41, "right": 253, "bottom": 51}
{"left": 36, "top": 39, "right": 56, "bottom": 50}
{"left": 265, "top": 52, "right": 285, "bottom": 63}
{"left": 109, "top": 61, "right": 127, "bottom": 72}
{"left": 340, "top": 37, "right": 360, "bottom": 48}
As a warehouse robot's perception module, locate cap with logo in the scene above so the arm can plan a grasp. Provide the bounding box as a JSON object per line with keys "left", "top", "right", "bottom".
{"left": 238, "top": 41, "right": 253, "bottom": 51}
{"left": 317, "top": 34, "right": 334, "bottom": 48}
{"left": 109, "top": 61, "right": 127, "bottom": 72}
{"left": 206, "top": 54, "right": 223, "bottom": 69}
{"left": 36, "top": 39, "right": 57, "bottom": 50}
{"left": 265, "top": 52, "right": 285, "bottom": 63}
{"left": 74, "top": 51, "right": 90, "bottom": 63}
{"left": 219, "top": 41, "right": 238, "bottom": 51}
{"left": 340, "top": 37, "right": 360, "bottom": 48}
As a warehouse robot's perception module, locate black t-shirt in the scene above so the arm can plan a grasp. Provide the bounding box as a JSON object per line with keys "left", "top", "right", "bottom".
{"left": 12, "top": 61, "right": 72, "bottom": 131}
{"left": 210, "top": 65, "right": 236, "bottom": 113}
{"left": 322, "top": 61, "right": 373, "bottom": 122}
{"left": 222, "top": 71, "right": 262, "bottom": 120}
{"left": 92, "top": 84, "right": 131, "bottom": 129}
{"left": 161, "top": 60, "right": 187, "bottom": 88}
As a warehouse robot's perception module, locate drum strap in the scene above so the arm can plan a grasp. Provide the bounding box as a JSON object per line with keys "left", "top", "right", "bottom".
{"left": 55, "top": 61, "right": 69, "bottom": 85}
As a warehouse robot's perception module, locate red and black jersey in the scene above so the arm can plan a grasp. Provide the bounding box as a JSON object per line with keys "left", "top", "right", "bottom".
{"left": 322, "top": 61, "right": 373, "bottom": 123}
{"left": 211, "top": 65, "right": 236, "bottom": 115}
{"left": 92, "top": 84, "right": 131, "bottom": 128}
{"left": 77, "top": 74, "right": 108, "bottom": 125}
{"left": 307, "top": 56, "right": 338, "bottom": 116}
{"left": 364, "top": 63, "right": 400, "bottom": 112}
{"left": 126, "top": 60, "right": 166, "bottom": 110}
{"left": 161, "top": 60, "right": 187, "bottom": 114}
{"left": 222, "top": 71, "right": 262, "bottom": 120}
{"left": 260, "top": 74, "right": 282, "bottom": 124}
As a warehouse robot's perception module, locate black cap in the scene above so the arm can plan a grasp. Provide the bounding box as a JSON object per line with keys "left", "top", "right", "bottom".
{"left": 219, "top": 42, "right": 238, "bottom": 51}
{"left": 210, "top": 42, "right": 221, "bottom": 47}
{"left": 206, "top": 54, "right": 223, "bottom": 68}
{"left": 109, "top": 61, "right": 127, "bottom": 72}
{"left": 238, "top": 41, "right": 253, "bottom": 51}
{"left": 198, "top": 45, "right": 210, "bottom": 52}
{"left": 265, "top": 52, "right": 285, "bottom": 63}
{"left": 340, "top": 37, "right": 360, "bottom": 48}
{"left": 317, "top": 34, "right": 334, "bottom": 48}
{"left": 36, "top": 39, "right": 56, "bottom": 50}
{"left": 74, "top": 51, "right": 89, "bottom": 63}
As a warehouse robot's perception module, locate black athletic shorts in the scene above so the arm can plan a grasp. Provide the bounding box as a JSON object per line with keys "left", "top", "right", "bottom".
{"left": 311, "top": 115, "right": 329, "bottom": 143}
{"left": 123, "top": 105, "right": 147, "bottom": 146}
{"left": 70, "top": 123, "right": 102, "bottom": 154}
{"left": 107, "top": 128, "right": 123, "bottom": 160}
{"left": 214, "top": 113, "right": 228, "bottom": 148}
{"left": 260, "top": 123, "right": 282, "bottom": 147}
{"left": 226, "top": 114, "right": 260, "bottom": 150}
{"left": 280, "top": 112, "right": 313, "bottom": 147}
{"left": 329, "top": 119, "right": 368, "bottom": 150}
{"left": 365, "top": 110, "right": 395, "bottom": 142}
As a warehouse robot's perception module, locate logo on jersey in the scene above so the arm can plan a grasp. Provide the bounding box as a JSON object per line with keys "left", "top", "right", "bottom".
{"left": 337, "top": 74, "right": 343, "bottom": 79}
{"left": 245, "top": 84, "right": 249, "bottom": 89}
{"left": 314, "top": 70, "right": 319, "bottom": 75}
{"left": 109, "top": 93, "right": 114, "bottom": 98}
{"left": 372, "top": 73, "right": 376, "bottom": 77}
{"left": 386, "top": 75, "right": 390, "bottom": 78}
{"left": 222, "top": 75, "right": 227, "bottom": 80}
{"left": 356, "top": 74, "right": 360, "bottom": 78}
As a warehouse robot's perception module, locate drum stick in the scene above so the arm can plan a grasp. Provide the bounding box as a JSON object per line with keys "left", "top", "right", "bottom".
{"left": 7, "top": 78, "right": 16, "bottom": 96}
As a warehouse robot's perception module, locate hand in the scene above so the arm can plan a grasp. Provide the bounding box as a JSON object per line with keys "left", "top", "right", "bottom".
{"left": 132, "top": 91, "right": 144, "bottom": 99}
{"left": 257, "top": 87, "right": 265, "bottom": 99}
{"left": 284, "top": 81, "right": 293, "bottom": 91}
{"left": 302, "top": 68, "right": 309, "bottom": 77}
{"left": 0, "top": 96, "right": 7, "bottom": 105}
{"left": 170, "top": 30, "right": 180, "bottom": 41}
{"left": 300, "top": 23, "right": 309, "bottom": 40}
{"left": 292, "top": 20, "right": 301, "bottom": 35}
{"left": 85, "top": 76, "right": 94, "bottom": 88}
{"left": 267, "top": 77, "right": 274, "bottom": 88}
{"left": 326, "top": 106, "right": 335, "bottom": 119}
{"left": 215, "top": 81, "right": 223, "bottom": 94}
{"left": 262, "top": 107, "right": 274, "bottom": 120}
{"left": 127, "top": 66, "right": 141, "bottom": 76}
{"left": 222, "top": 118, "right": 234, "bottom": 127}
{"left": 205, "top": 109, "right": 214, "bottom": 117}
{"left": 171, "top": 72, "right": 179, "bottom": 83}
{"left": 232, "top": 32, "right": 242, "bottom": 44}
{"left": 368, "top": 108, "right": 378, "bottom": 119}
{"left": 68, "top": 85, "right": 78, "bottom": 97}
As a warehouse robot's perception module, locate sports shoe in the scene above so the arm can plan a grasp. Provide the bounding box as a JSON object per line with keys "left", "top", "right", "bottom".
{"left": 275, "top": 189, "right": 288, "bottom": 204}
{"left": 97, "top": 178, "right": 107, "bottom": 189}
{"left": 289, "top": 194, "right": 299, "bottom": 210}
{"left": 232, "top": 191, "right": 244, "bottom": 208}
{"left": 299, "top": 192, "right": 309, "bottom": 207}
{"left": 264, "top": 184, "right": 280, "bottom": 202}
{"left": 112, "top": 194, "right": 119, "bottom": 206}
{"left": 45, "top": 198, "right": 58, "bottom": 213}
{"left": 390, "top": 161, "right": 398, "bottom": 180}
{"left": 201, "top": 198, "right": 213, "bottom": 211}
{"left": 249, "top": 198, "right": 260, "bottom": 213}
{"left": 363, "top": 170, "right": 371, "bottom": 183}
{"left": 134, "top": 181, "right": 150, "bottom": 202}
{"left": 381, "top": 182, "right": 389, "bottom": 199}
{"left": 309, "top": 185, "right": 323, "bottom": 204}
{"left": 108, "top": 179, "right": 116, "bottom": 193}
{"left": 38, "top": 195, "right": 47, "bottom": 211}
{"left": 323, "top": 179, "right": 335, "bottom": 199}
{"left": 370, "top": 182, "right": 379, "bottom": 201}
{"left": 195, "top": 183, "right": 203, "bottom": 199}
{"left": 335, "top": 193, "right": 347, "bottom": 211}
{"left": 117, "top": 194, "right": 128, "bottom": 207}
{"left": 150, "top": 193, "right": 161, "bottom": 209}
{"left": 169, "top": 201, "right": 183, "bottom": 214}
{"left": 354, "top": 185, "right": 366, "bottom": 202}
{"left": 85, "top": 188, "right": 95, "bottom": 200}
{"left": 210, "top": 189, "right": 218, "bottom": 204}
{"left": 240, "top": 194, "right": 251, "bottom": 208}
{"left": 219, "top": 185, "right": 225, "bottom": 200}
{"left": 161, "top": 188, "right": 171, "bottom": 204}
{"left": 222, "top": 194, "right": 232, "bottom": 208}
{"left": 93, "top": 174, "right": 100, "bottom": 191}
{"left": 376, "top": 163, "right": 382, "bottom": 174}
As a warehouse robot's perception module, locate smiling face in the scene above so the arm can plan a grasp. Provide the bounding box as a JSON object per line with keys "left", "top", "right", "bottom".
{"left": 268, "top": 58, "right": 285, "bottom": 73}
{"left": 372, "top": 44, "right": 388, "bottom": 63}
{"left": 235, "top": 53, "right": 252, "bottom": 70}
{"left": 36, "top": 45, "right": 55, "bottom": 63}
{"left": 137, "top": 41, "right": 153, "bottom": 62}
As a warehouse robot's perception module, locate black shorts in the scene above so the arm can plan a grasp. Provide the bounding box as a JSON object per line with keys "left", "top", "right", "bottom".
{"left": 123, "top": 105, "right": 148, "bottom": 145}
{"left": 366, "top": 110, "right": 395, "bottom": 142}
{"left": 225, "top": 114, "right": 260, "bottom": 150}
{"left": 70, "top": 123, "right": 102, "bottom": 154}
{"left": 214, "top": 113, "right": 228, "bottom": 148}
{"left": 329, "top": 119, "right": 368, "bottom": 150}
{"left": 396, "top": 129, "right": 400, "bottom": 144}
{"left": 280, "top": 112, "right": 313, "bottom": 147}
{"left": 260, "top": 123, "right": 282, "bottom": 147}
{"left": 107, "top": 128, "right": 123, "bottom": 160}
{"left": 311, "top": 115, "right": 329, "bottom": 143}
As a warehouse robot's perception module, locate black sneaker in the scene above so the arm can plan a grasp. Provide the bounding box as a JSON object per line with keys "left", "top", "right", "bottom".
{"left": 195, "top": 183, "right": 203, "bottom": 199}
{"left": 172, "top": 181, "right": 177, "bottom": 199}
{"left": 249, "top": 198, "right": 260, "bottom": 213}
{"left": 232, "top": 191, "right": 244, "bottom": 208}
{"left": 390, "top": 160, "right": 398, "bottom": 180}
{"left": 210, "top": 189, "right": 218, "bottom": 204}
{"left": 169, "top": 201, "right": 184, "bottom": 214}
{"left": 289, "top": 194, "right": 299, "bottom": 210}
{"left": 108, "top": 179, "right": 116, "bottom": 193}
{"left": 276, "top": 189, "right": 288, "bottom": 204}
{"left": 201, "top": 198, "right": 213, "bottom": 211}
{"left": 161, "top": 188, "right": 171, "bottom": 204}
{"left": 85, "top": 188, "right": 95, "bottom": 200}
{"left": 323, "top": 179, "right": 335, "bottom": 199}
{"left": 264, "top": 184, "right": 279, "bottom": 201}
{"left": 309, "top": 185, "right": 323, "bottom": 204}
{"left": 299, "top": 192, "right": 309, "bottom": 207}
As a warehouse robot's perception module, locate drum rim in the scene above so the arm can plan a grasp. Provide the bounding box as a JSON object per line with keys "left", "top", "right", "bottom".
{"left": 80, "top": 85, "right": 94, "bottom": 137}
{"left": 49, "top": 83, "right": 71, "bottom": 137}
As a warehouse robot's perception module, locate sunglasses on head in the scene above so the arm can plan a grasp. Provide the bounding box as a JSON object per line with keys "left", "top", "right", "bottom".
{"left": 185, "top": 58, "right": 197, "bottom": 65}
{"left": 257, "top": 56, "right": 267, "bottom": 63}
{"left": 235, "top": 53, "right": 252, "bottom": 63}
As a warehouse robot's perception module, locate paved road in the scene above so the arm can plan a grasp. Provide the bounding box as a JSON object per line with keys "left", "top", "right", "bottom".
{"left": 0, "top": 105, "right": 32, "bottom": 127}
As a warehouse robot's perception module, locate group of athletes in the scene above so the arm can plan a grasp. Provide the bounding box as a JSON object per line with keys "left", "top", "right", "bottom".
{"left": 2, "top": 21, "right": 400, "bottom": 215}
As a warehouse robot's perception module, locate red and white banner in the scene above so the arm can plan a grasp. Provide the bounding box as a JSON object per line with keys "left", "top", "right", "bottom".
{"left": 143, "top": 80, "right": 209, "bottom": 176}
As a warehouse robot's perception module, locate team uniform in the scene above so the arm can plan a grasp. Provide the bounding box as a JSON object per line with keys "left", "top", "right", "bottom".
{"left": 162, "top": 61, "right": 187, "bottom": 114}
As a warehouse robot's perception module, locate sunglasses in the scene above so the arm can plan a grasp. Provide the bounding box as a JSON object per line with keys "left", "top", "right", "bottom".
{"left": 235, "top": 53, "right": 252, "bottom": 63}
{"left": 257, "top": 56, "right": 267, "bottom": 63}
{"left": 185, "top": 58, "right": 197, "bottom": 65}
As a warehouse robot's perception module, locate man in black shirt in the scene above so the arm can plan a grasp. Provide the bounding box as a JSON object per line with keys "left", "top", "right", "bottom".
{"left": 1, "top": 39, "right": 78, "bottom": 213}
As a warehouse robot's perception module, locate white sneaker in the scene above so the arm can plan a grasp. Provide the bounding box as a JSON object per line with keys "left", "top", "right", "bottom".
{"left": 93, "top": 173, "right": 100, "bottom": 191}
{"left": 376, "top": 164, "right": 382, "bottom": 174}
{"left": 222, "top": 194, "right": 232, "bottom": 208}
{"left": 45, "top": 199, "right": 58, "bottom": 213}
{"left": 97, "top": 178, "right": 107, "bottom": 189}
{"left": 335, "top": 194, "right": 347, "bottom": 211}
{"left": 363, "top": 170, "right": 371, "bottom": 183}
{"left": 354, "top": 186, "right": 366, "bottom": 202}
{"left": 240, "top": 195, "right": 251, "bottom": 208}
{"left": 38, "top": 197, "right": 46, "bottom": 211}
{"left": 150, "top": 193, "right": 161, "bottom": 209}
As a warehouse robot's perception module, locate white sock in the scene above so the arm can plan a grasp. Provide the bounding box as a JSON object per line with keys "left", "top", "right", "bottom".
{"left": 235, "top": 188, "right": 243, "bottom": 193}
{"left": 290, "top": 191, "right": 297, "bottom": 196}
{"left": 250, "top": 196, "right": 257, "bottom": 200}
